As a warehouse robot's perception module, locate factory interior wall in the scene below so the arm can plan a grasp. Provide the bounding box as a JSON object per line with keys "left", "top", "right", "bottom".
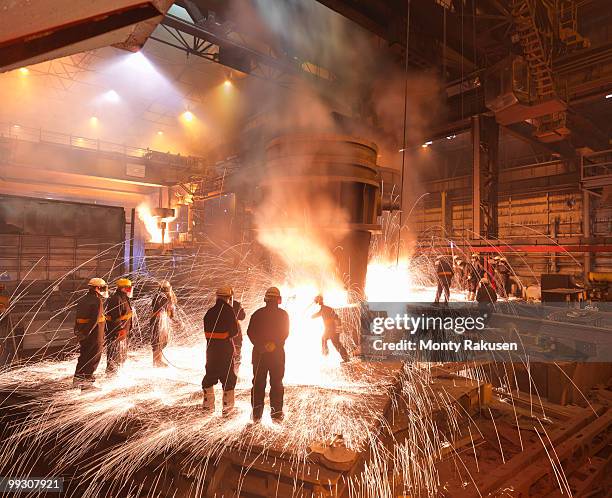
{"left": 412, "top": 186, "right": 611, "bottom": 282}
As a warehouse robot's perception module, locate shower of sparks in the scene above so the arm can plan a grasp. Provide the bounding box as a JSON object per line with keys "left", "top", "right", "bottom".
{"left": 0, "top": 221, "right": 578, "bottom": 497}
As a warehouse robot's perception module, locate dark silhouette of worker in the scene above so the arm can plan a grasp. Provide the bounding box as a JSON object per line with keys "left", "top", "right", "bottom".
{"left": 476, "top": 276, "right": 497, "bottom": 312}
{"left": 467, "top": 254, "right": 485, "bottom": 301}
{"left": 105, "top": 278, "right": 133, "bottom": 374}
{"left": 150, "top": 280, "right": 176, "bottom": 367}
{"left": 232, "top": 298, "right": 246, "bottom": 375}
{"left": 495, "top": 257, "right": 511, "bottom": 298}
{"left": 312, "top": 295, "right": 349, "bottom": 362}
{"left": 202, "top": 286, "right": 239, "bottom": 416}
{"left": 247, "top": 286, "right": 289, "bottom": 423}
{"left": 0, "top": 283, "right": 16, "bottom": 367}
{"left": 73, "top": 278, "right": 108, "bottom": 390}
{"left": 434, "top": 255, "right": 454, "bottom": 304}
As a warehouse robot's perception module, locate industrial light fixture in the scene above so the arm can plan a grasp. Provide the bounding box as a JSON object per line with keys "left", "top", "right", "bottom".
{"left": 446, "top": 135, "right": 456, "bottom": 140}
{"left": 89, "top": 116, "right": 98, "bottom": 125}
{"left": 224, "top": 79, "right": 232, "bottom": 88}
{"left": 157, "top": 130, "right": 164, "bottom": 135}
{"left": 421, "top": 141, "right": 433, "bottom": 148}
{"left": 18, "top": 67, "right": 29, "bottom": 75}
{"left": 182, "top": 110, "right": 194, "bottom": 122}
{"left": 104, "top": 90, "right": 120, "bottom": 103}
{"left": 606, "top": 94, "right": 612, "bottom": 99}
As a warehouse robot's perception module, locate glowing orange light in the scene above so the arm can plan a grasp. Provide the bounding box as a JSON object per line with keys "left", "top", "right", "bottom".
{"left": 18, "top": 67, "right": 29, "bottom": 75}
{"left": 182, "top": 111, "right": 194, "bottom": 122}
{"left": 89, "top": 116, "right": 98, "bottom": 125}
{"left": 223, "top": 79, "right": 232, "bottom": 88}
{"left": 157, "top": 130, "right": 164, "bottom": 136}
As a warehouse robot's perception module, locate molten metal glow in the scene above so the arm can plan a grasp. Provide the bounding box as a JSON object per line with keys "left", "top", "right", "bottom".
{"left": 137, "top": 203, "right": 175, "bottom": 243}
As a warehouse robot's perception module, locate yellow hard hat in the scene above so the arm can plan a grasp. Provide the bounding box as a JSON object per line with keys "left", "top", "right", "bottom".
{"left": 216, "top": 286, "right": 233, "bottom": 298}
{"left": 88, "top": 277, "right": 107, "bottom": 287}
{"left": 159, "top": 280, "right": 171, "bottom": 289}
{"left": 264, "top": 286, "right": 281, "bottom": 302}
{"left": 116, "top": 278, "right": 132, "bottom": 288}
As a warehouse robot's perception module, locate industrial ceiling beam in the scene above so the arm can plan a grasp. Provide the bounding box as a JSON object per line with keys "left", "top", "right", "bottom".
{"left": 0, "top": 1, "right": 174, "bottom": 73}
{"left": 155, "top": 13, "right": 335, "bottom": 86}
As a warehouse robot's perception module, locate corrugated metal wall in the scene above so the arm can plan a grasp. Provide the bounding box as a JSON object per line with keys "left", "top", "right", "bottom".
{"left": 0, "top": 195, "right": 125, "bottom": 287}
{"left": 0, "top": 195, "right": 126, "bottom": 355}
{"left": 412, "top": 186, "right": 611, "bottom": 283}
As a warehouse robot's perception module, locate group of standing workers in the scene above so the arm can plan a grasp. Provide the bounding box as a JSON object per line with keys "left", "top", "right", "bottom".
{"left": 73, "top": 277, "right": 176, "bottom": 390}
{"left": 434, "top": 252, "right": 515, "bottom": 305}
{"left": 201, "top": 285, "right": 290, "bottom": 422}
{"left": 73, "top": 277, "right": 348, "bottom": 422}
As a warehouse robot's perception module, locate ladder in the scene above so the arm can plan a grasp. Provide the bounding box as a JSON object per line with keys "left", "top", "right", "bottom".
{"left": 512, "top": 0, "right": 556, "bottom": 100}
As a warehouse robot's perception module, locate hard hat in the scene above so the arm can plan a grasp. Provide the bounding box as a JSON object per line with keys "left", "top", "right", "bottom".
{"left": 116, "top": 278, "right": 132, "bottom": 288}
{"left": 88, "top": 277, "right": 107, "bottom": 287}
{"left": 159, "top": 280, "right": 171, "bottom": 289}
{"left": 264, "top": 286, "right": 281, "bottom": 301}
{"left": 216, "top": 286, "right": 233, "bottom": 298}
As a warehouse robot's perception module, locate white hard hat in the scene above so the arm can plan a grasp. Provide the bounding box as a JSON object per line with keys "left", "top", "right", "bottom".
{"left": 88, "top": 277, "right": 107, "bottom": 287}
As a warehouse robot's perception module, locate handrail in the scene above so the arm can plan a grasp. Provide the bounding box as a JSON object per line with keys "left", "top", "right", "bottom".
{"left": 0, "top": 122, "right": 205, "bottom": 170}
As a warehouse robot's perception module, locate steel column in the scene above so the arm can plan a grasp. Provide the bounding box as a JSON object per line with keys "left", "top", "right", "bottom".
{"left": 471, "top": 115, "right": 499, "bottom": 240}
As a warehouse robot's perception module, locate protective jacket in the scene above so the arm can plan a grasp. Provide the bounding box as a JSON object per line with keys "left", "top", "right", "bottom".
{"left": 74, "top": 290, "right": 105, "bottom": 342}
{"left": 106, "top": 290, "right": 132, "bottom": 340}
{"left": 204, "top": 299, "right": 239, "bottom": 342}
{"left": 312, "top": 304, "right": 339, "bottom": 336}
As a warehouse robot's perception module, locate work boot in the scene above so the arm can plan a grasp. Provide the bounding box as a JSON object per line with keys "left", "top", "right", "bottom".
{"left": 271, "top": 408, "right": 284, "bottom": 423}
{"left": 80, "top": 381, "right": 101, "bottom": 392}
{"left": 251, "top": 408, "right": 263, "bottom": 423}
{"left": 202, "top": 387, "right": 215, "bottom": 412}
{"left": 222, "top": 390, "right": 236, "bottom": 416}
{"left": 153, "top": 350, "right": 168, "bottom": 368}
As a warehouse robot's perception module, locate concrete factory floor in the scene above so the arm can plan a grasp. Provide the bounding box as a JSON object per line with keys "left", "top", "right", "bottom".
{"left": 1, "top": 342, "right": 610, "bottom": 497}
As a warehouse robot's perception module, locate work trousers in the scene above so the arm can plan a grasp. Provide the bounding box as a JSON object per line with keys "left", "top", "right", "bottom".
{"left": 150, "top": 315, "right": 169, "bottom": 352}
{"left": 322, "top": 333, "right": 349, "bottom": 361}
{"left": 74, "top": 332, "right": 103, "bottom": 382}
{"left": 202, "top": 343, "right": 237, "bottom": 391}
{"left": 251, "top": 349, "right": 285, "bottom": 419}
{"left": 435, "top": 277, "right": 451, "bottom": 304}
{"left": 106, "top": 336, "right": 127, "bottom": 374}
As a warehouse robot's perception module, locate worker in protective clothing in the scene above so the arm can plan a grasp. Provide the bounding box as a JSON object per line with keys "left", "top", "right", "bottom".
{"left": 453, "top": 257, "right": 468, "bottom": 293}
{"left": 247, "top": 287, "right": 290, "bottom": 423}
{"left": 150, "top": 280, "right": 176, "bottom": 367}
{"left": 73, "top": 278, "right": 108, "bottom": 389}
{"left": 232, "top": 298, "right": 246, "bottom": 375}
{"left": 312, "top": 295, "right": 349, "bottom": 362}
{"left": 495, "top": 257, "right": 511, "bottom": 298}
{"left": 476, "top": 276, "right": 497, "bottom": 313}
{"left": 105, "top": 278, "right": 133, "bottom": 374}
{"left": 202, "top": 286, "right": 239, "bottom": 416}
{"left": 467, "top": 253, "right": 484, "bottom": 301}
{"left": 0, "top": 284, "right": 17, "bottom": 367}
{"left": 434, "top": 255, "right": 454, "bottom": 304}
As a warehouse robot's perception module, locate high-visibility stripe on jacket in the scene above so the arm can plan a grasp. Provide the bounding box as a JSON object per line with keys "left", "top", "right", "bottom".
{"left": 204, "top": 331, "right": 230, "bottom": 340}
{"left": 203, "top": 299, "right": 238, "bottom": 344}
